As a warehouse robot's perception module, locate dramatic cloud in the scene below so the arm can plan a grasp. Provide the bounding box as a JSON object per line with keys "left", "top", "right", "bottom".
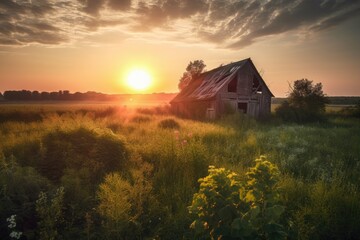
{"left": 0, "top": 0, "right": 82, "bottom": 45}
{"left": 1, "top": 0, "right": 359, "bottom": 48}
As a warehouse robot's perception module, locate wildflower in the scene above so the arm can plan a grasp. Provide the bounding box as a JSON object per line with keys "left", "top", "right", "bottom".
{"left": 6, "top": 215, "right": 22, "bottom": 239}
{"left": 174, "top": 130, "right": 180, "bottom": 140}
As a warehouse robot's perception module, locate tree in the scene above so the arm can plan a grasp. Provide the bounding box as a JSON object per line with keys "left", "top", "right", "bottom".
{"left": 289, "top": 79, "right": 327, "bottom": 113}
{"left": 178, "top": 60, "right": 206, "bottom": 90}
{"left": 276, "top": 79, "right": 328, "bottom": 122}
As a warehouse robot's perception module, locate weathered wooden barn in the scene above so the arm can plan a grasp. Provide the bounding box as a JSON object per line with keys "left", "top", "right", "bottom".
{"left": 170, "top": 58, "right": 274, "bottom": 119}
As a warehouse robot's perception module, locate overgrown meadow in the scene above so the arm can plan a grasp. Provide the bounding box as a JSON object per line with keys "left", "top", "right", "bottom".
{"left": 0, "top": 103, "right": 359, "bottom": 239}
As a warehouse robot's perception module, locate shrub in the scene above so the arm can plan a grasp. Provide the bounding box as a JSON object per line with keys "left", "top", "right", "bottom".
{"left": 158, "top": 118, "right": 180, "bottom": 129}
{"left": 276, "top": 79, "right": 328, "bottom": 122}
{"left": 36, "top": 187, "right": 64, "bottom": 240}
{"left": 97, "top": 173, "right": 132, "bottom": 236}
{"left": 0, "top": 154, "right": 50, "bottom": 239}
{"left": 98, "top": 159, "right": 161, "bottom": 239}
{"left": 38, "top": 127, "right": 129, "bottom": 183}
{"left": 189, "top": 156, "right": 286, "bottom": 240}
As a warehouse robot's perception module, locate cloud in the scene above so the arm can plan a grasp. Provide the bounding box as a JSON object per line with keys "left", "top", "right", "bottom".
{"left": 107, "top": 0, "right": 131, "bottom": 11}
{"left": 1, "top": 0, "right": 359, "bottom": 48}
{"left": 197, "top": 0, "right": 360, "bottom": 49}
{"left": 0, "top": 0, "right": 76, "bottom": 46}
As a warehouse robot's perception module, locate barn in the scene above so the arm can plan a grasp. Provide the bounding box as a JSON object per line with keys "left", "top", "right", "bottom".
{"left": 170, "top": 58, "right": 274, "bottom": 119}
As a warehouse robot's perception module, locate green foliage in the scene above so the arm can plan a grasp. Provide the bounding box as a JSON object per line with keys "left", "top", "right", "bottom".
{"left": 97, "top": 158, "right": 161, "bottom": 239}
{"left": 158, "top": 118, "right": 180, "bottom": 129}
{"left": 36, "top": 187, "right": 64, "bottom": 240}
{"left": 0, "top": 153, "right": 50, "bottom": 239}
{"left": 179, "top": 60, "right": 206, "bottom": 90}
{"left": 189, "top": 156, "right": 286, "bottom": 240}
{"left": 189, "top": 166, "right": 242, "bottom": 239}
{"left": 38, "top": 127, "right": 129, "bottom": 182}
{"left": 1, "top": 104, "right": 360, "bottom": 239}
{"left": 97, "top": 172, "right": 132, "bottom": 238}
{"left": 276, "top": 79, "right": 328, "bottom": 122}
{"left": 281, "top": 177, "right": 360, "bottom": 239}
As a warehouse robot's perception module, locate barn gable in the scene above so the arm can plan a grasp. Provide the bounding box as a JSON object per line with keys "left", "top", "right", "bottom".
{"left": 171, "top": 58, "right": 274, "bottom": 119}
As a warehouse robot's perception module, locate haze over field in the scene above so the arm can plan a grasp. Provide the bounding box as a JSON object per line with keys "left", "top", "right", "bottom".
{"left": 0, "top": 0, "right": 360, "bottom": 96}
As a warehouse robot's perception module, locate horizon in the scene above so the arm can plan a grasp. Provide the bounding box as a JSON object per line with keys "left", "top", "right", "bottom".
{"left": 1, "top": 1, "right": 360, "bottom": 97}
{"left": 1, "top": 89, "right": 360, "bottom": 98}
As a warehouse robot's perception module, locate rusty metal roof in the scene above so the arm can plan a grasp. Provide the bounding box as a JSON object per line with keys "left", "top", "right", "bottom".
{"left": 171, "top": 58, "right": 249, "bottom": 103}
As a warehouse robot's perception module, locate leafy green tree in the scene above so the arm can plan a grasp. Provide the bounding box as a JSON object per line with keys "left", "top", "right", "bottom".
{"left": 189, "top": 156, "right": 286, "bottom": 240}
{"left": 289, "top": 79, "right": 327, "bottom": 113}
{"left": 276, "top": 79, "right": 328, "bottom": 122}
{"left": 178, "top": 60, "right": 206, "bottom": 90}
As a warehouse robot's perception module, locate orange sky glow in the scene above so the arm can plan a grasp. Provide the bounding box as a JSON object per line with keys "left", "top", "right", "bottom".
{"left": 1, "top": 0, "right": 360, "bottom": 97}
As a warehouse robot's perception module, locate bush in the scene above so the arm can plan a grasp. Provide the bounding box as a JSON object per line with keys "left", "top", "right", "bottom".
{"left": 97, "top": 172, "right": 132, "bottom": 238}
{"left": 0, "top": 154, "right": 50, "bottom": 239}
{"left": 38, "top": 127, "right": 129, "bottom": 183}
{"left": 158, "top": 118, "right": 180, "bottom": 129}
{"left": 98, "top": 158, "right": 161, "bottom": 239}
{"left": 276, "top": 79, "right": 328, "bottom": 122}
{"left": 189, "top": 156, "right": 286, "bottom": 240}
{"left": 36, "top": 187, "right": 64, "bottom": 240}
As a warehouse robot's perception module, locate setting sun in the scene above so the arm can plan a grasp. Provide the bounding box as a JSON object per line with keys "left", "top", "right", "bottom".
{"left": 126, "top": 69, "right": 152, "bottom": 91}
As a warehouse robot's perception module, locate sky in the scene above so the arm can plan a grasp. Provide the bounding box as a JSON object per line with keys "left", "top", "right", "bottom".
{"left": 0, "top": 0, "right": 360, "bottom": 96}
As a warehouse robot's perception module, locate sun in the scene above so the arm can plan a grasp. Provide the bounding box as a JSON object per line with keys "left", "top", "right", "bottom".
{"left": 126, "top": 69, "right": 152, "bottom": 91}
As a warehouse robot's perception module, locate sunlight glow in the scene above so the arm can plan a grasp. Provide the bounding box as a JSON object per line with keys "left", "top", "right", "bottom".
{"left": 126, "top": 69, "right": 152, "bottom": 91}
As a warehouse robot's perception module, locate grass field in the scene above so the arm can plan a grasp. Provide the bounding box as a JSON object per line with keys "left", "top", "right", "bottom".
{"left": 0, "top": 102, "right": 359, "bottom": 239}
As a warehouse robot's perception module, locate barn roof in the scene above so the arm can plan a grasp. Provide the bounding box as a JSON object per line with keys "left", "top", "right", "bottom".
{"left": 171, "top": 58, "right": 273, "bottom": 103}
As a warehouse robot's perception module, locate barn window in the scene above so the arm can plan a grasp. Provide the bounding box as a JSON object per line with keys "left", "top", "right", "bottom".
{"left": 238, "top": 102, "right": 247, "bottom": 113}
{"left": 228, "top": 78, "right": 237, "bottom": 92}
{"left": 252, "top": 76, "right": 262, "bottom": 93}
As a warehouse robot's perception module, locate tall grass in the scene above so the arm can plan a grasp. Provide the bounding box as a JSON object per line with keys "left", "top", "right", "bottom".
{"left": 0, "top": 104, "right": 359, "bottom": 239}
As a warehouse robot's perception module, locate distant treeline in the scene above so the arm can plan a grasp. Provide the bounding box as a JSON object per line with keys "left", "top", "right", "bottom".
{"left": 0, "top": 90, "right": 176, "bottom": 102}
{"left": 0, "top": 90, "right": 116, "bottom": 101}
{"left": 272, "top": 97, "right": 360, "bottom": 105}
{"left": 1, "top": 90, "right": 358, "bottom": 105}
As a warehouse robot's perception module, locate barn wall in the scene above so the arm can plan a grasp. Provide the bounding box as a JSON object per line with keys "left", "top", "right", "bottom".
{"left": 216, "top": 61, "right": 272, "bottom": 118}
{"left": 171, "top": 101, "right": 213, "bottom": 119}
{"left": 236, "top": 63, "right": 252, "bottom": 96}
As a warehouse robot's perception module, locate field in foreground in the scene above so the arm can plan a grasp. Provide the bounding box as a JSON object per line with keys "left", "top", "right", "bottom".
{"left": 0, "top": 103, "right": 359, "bottom": 240}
